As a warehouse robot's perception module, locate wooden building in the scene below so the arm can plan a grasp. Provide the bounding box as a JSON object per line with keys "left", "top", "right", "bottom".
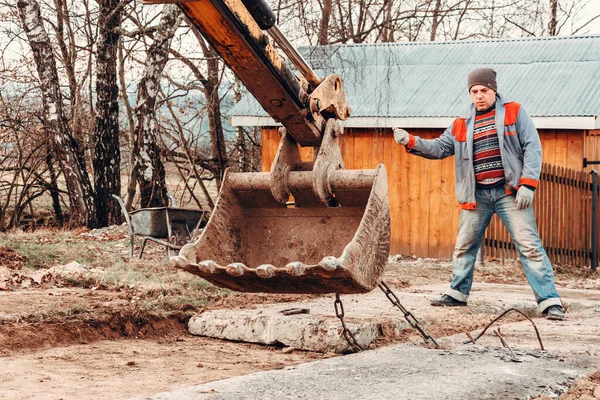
{"left": 230, "top": 35, "right": 600, "bottom": 262}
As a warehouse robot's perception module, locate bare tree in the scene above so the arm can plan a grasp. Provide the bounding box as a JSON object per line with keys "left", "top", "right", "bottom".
{"left": 198, "top": 39, "right": 228, "bottom": 186}
{"left": 131, "top": 4, "right": 183, "bottom": 207}
{"left": 93, "top": 0, "right": 123, "bottom": 226}
{"left": 317, "top": 0, "right": 333, "bottom": 44}
{"left": 17, "top": 0, "right": 96, "bottom": 228}
{"left": 176, "top": 24, "right": 230, "bottom": 186}
{"left": 430, "top": 0, "right": 443, "bottom": 40}
{"left": 381, "top": 0, "right": 395, "bottom": 42}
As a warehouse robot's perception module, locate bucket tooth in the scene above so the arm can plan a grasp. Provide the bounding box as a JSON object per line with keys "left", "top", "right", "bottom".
{"left": 171, "top": 255, "right": 191, "bottom": 271}
{"left": 198, "top": 260, "right": 217, "bottom": 274}
{"left": 226, "top": 263, "right": 247, "bottom": 276}
{"left": 256, "top": 264, "right": 276, "bottom": 278}
{"left": 319, "top": 256, "right": 341, "bottom": 271}
{"left": 286, "top": 262, "right": 306, "bottom": 276}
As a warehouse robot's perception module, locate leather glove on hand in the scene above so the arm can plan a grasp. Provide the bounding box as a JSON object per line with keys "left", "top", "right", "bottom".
{"left": 515, "top": 186, "right": 534, "bottom": 210}
{"left": 393, "top": 128, "right": 409, "bottom": 145}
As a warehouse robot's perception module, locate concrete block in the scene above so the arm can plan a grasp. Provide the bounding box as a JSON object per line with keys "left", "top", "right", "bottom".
{"left": 188, "top": 309, "right": 384, "bottom": 353}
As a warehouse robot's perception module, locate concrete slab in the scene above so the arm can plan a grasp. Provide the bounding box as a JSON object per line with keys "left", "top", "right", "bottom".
{"left": 129, "top": 341, "right": 596, "bottom": 400}
{"left": 188, "top": 309, "right": 390, "bottom": 353}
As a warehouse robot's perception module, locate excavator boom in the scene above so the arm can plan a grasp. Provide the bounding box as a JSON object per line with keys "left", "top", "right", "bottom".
{"left": 148, "top": 0, "right": 325, "bottom": 145}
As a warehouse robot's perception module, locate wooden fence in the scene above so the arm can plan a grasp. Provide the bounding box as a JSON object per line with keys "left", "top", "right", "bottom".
{"left": 484, "top": 163, "right": 600, "bottom": 267}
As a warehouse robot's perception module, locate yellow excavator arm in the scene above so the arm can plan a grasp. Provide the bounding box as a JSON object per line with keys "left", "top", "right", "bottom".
{"left": 149, "top": 0, "right": 391, "bottom": 294}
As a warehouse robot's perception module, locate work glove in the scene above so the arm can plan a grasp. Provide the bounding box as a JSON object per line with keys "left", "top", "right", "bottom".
{"left": 515, "top": 186, "right": 534, "bottom": 210}
{"left": 393, "top": 128, "right": 409, "bottom": 145}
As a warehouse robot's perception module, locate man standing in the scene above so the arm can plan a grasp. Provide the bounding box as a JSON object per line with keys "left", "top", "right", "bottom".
{"left": 393, "top": 68, "right": 563, "bottom": 320}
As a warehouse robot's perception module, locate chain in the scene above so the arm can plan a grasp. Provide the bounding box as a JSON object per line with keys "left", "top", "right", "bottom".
{"left": 378, "top": 281, "right": 440, "bottom": 348}
{"left": 334, "top": 293, "right": 366, "bottom": 352}
{"left": 334, "top": 282, "right": 440, "bottom": 352}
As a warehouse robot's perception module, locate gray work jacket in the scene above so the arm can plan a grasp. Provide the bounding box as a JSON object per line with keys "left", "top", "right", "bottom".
{"left": 405, "top": 93, "right": 542, "bottom": 210}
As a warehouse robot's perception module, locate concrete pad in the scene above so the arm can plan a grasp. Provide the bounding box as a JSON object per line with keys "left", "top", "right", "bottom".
{"left": 135, "top": 282, "right": 600, "bottom": 400}
{"left": 129, "top": 341, "right": 597, "bottom": 400}
{"left": 187, "top": 289, "right": 428, "bottom": 353}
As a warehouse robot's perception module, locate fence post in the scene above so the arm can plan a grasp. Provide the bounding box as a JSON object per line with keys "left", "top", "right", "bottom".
{"left": 591, "top": 170, "right": 599, "bottom": 271}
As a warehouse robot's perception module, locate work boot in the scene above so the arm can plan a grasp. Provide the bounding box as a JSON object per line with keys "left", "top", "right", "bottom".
{"left": 544, "top": 305, "right": 564, "bottom": 321}
{"left": 431, "top": 294, "right": 467, "bottom": 307}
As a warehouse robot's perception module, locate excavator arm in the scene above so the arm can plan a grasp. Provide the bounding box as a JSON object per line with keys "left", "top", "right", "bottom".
{"left": 148, "top": 0, "right": 348, "bottom": 146}
{"left": 147, "top": 0, "right": 391, "bottom": 294}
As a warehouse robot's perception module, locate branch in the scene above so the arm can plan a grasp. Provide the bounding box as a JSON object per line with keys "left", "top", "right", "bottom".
{"left": 504, "top": 16, "right": 536, "bottom": 36}
{"left": 113, "top": 26, "right": 159, "bottom": 38}
{"left": 571, "top": 14, "right": 600, "bottom": 35}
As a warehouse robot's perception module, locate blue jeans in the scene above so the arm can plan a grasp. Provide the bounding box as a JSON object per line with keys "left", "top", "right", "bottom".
{"left": 445, "top": 185, "right": 561, "bottom": 313}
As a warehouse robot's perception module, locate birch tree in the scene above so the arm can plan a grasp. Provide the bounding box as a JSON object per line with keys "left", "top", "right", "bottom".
{"left": 17, "top": 0, "right": 96, "bottom": 227}
{"left": 131, "top": 4, "right": 183, "bottom": 207}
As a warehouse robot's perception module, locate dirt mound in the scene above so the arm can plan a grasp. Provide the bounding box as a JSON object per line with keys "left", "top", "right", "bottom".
{"left": 0, "top": 311, "right": 190, "bottom": 353}
{"left": 536, "top": 370, "right": 600, "bottom": 400}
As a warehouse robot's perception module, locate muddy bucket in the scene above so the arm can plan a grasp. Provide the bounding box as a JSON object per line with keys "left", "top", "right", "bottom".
{"left": 171, "top": 164, "right": 390, "bottom": 294}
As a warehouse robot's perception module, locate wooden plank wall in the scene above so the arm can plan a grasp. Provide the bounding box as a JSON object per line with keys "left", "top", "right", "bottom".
{"left": 541, "top": 129, "right": 584, "bottom": 170}
{"left": 261, "top": 128, "right": 314, "bottom": 171}
{"left": 584, "top": 130, "right": 600, "bottom": 171}
{"left": 261, "top": 127, "right": 596, "bottom": 265}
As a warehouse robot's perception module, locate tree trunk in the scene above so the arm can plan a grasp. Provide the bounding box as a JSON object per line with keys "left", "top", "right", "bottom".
{"left": 430, "top": 0, "right": 443, "bottom": 41}
{"left": 548, "top": 0, "right": 558, "bottom": 35}
{"left": 52, "top": 0, "right": 78, "bottom": 120}
{"left": 45, "top": 149, "right": 64, "bottom": 226}
{"left": 93, "top": 0, "right": 123, "bottom": 226}
{"left": 382, "top": 0, "right": 394, "bottom": 42}
{"left": 318, "top": 0, "right": 333, "bottom": 45}
{"left": 132, "top": 4, "right": 183, "bottom": 207}
{"left": 118, "top": 37, "right": 137, "bottom": 211}
{"left": 233, "top": 77, "right": 249, "bottom": 172}
{"left": 199, "top": 41, "right": 228, "bottom": 187}
{"left": 17, "top": 0, "right": 96, "bottom": 228}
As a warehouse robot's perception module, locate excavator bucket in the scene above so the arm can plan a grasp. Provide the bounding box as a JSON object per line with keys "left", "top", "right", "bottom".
{"left": 171, "top": 165, "right": 389, "bottom": 294}
{"left": 171, "top": 120, "right": 390, "bottom": 295}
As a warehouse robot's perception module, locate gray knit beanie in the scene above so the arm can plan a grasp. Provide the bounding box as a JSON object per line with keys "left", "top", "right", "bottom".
{"left": 468, "top": 68, "right": 497, "bottom": 92}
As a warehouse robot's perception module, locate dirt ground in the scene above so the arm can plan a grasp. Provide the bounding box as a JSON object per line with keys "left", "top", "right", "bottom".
{"left": 0, "top": 227, "right": 599, "bottom": 399}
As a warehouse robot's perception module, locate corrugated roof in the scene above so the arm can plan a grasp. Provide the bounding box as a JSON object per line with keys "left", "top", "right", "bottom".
{"left": 229, "top": 35, "right": 600, "bottom": 122}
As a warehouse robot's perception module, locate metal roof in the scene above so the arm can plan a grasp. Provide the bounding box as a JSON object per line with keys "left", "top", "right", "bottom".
{"left": 228, "top": 35, "right": 600, "bottom": 127}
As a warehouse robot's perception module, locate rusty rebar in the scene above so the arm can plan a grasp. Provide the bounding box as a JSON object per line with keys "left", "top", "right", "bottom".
{"left": 493, "top": 328, "right": 524, "bottom": 362}
{"left": 463, "top": 308, "right": 544, "bottom": 351}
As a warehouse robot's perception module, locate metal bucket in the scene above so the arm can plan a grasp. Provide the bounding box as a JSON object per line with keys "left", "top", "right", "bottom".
{"left": 171, "top": 164, "right": 390, "bottom": 294}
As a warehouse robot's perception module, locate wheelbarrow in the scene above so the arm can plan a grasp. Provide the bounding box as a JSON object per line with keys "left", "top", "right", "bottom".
{"left": 112, "top": 194, "right": 208, "bottom": 259}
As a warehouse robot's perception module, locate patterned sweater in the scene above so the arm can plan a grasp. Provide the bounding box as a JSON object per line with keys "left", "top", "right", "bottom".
{"left": 473, "top": 105, "right": 504, "bottom": 188}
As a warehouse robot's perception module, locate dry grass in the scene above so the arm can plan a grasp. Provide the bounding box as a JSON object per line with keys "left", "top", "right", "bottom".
{"left": 0, "top": 226, "right": 229, "bottom": 318}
